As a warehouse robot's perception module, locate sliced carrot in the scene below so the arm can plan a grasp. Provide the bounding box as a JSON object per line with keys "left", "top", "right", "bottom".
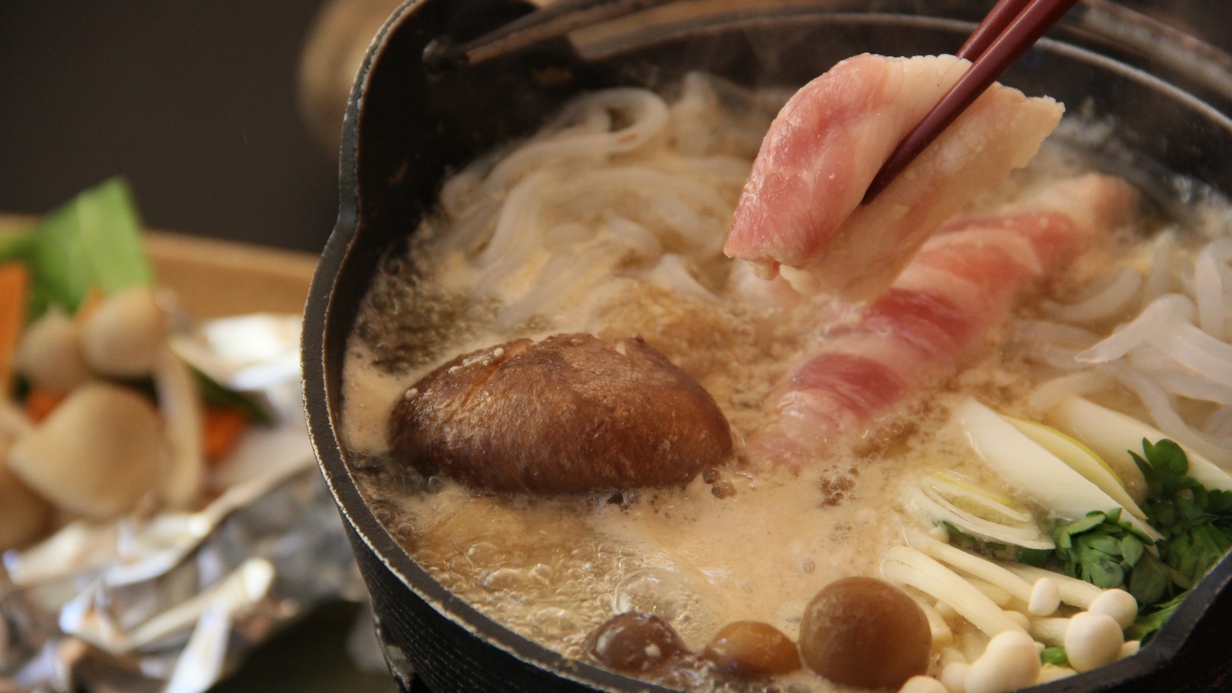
{"left": 24, "top": 388, "right": 67, "bottom": 423}
{"left": 203, "top": 406, "right": 250, "bottom": 463}
{"left": 0, "top": 263, "right": 31, "bottom": 395}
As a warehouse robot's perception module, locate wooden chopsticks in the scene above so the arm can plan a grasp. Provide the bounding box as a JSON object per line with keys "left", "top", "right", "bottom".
{"left": 426, "top": 0, "right": 1080, "bottom": 203}
{"left": 861, "top": 0, "right": 1081, "bottom": 204}
{"left": 423, "top": 0, "right": 669, "bottom": 71}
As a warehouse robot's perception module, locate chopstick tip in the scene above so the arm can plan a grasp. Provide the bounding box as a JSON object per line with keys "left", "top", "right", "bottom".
{"left": 423, "top": 38, "right": 469, "bottom": 73}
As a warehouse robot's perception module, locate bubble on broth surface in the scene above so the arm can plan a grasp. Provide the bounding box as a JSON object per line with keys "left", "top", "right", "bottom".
{"left": 613, "top": 567, "right": 722, "bottom": 648}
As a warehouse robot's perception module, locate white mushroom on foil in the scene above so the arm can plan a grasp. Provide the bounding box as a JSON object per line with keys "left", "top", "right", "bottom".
{"left": 2, "top": 286, "right": 207, "bottom": 545}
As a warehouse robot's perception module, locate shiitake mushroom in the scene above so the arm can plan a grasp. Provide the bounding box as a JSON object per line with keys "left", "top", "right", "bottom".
{"left": 388, "top": 333, "right": 732, "bottom": 495}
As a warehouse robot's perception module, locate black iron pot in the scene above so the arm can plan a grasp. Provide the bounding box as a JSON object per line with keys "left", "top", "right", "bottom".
{"left": 302, "top": 1, "right": 1232, "bottom": 690}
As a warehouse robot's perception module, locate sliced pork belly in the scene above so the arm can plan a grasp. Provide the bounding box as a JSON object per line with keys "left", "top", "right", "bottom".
{"left": 725, "top": 54, "right": 1063, "bottom": 301}
{"left": 754, "top": 174, "right": 1137, "bottom": 466}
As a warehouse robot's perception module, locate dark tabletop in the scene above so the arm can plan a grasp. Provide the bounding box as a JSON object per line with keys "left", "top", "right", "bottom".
{"left": 0, "top": 1, "right": 340, "bottom": 253}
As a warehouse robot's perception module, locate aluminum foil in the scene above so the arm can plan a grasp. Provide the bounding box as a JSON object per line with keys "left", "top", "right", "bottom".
{"left": 0, "top": 315, "right": 373, "bottom": 693}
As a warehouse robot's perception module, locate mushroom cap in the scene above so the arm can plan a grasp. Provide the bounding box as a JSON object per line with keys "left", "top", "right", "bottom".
{"left": 389, "top": 333, "right": 732, "bottom": 494}
{"left": 81, "top": 288, "right": 165, "bottom": 378}
{"left": 8, "top": 383, "right": 162, "bottom": 519}
{"left": 0, "top": 440, "right": 54, "bottom": 550}
{"left": 14, "top": 309, "right": 91, "bottom": 392}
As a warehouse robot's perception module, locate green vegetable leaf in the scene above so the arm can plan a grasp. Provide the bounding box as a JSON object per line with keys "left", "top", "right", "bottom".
{"left": 1080, "top": 553, "right": 1124, "bottom": 587}
{"left": 192, "top": 368, "right": 273, "bottom": 426}
{"left": 29, "top": 177, "right": 152, "bottom": 314}
{"left": 1126, "top": 590, "right": 1189, "bottom": 642}
{"left": 1082, "top": 533, "right": 1122, "bottom": 557}
{"left": 1052, "top": 511, "right": 1146, "bottom": 589}
{"left": 1128, "top": 550, "right": 1170, "bottom": 605}
{"left": 1208, "top": 489, "right": 1232, "bottom": 515}
{"left": 1121, "top": 534, "right": 1145, "bottom": 567}
{"left": 1064, "top": 512, "right": 1106, "bottom": 536}
{"left": 1132, "top": 439, "right": 1232, "bottom": 590}
{"left": 0, "top": 226, "right": 35, "bottom": 263}
{"left": 1132, "top": 439, "right": 1196, "bottom": 500}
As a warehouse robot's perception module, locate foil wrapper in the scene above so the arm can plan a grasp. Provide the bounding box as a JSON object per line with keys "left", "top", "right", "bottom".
{"left": 0, "top": 315, "right": 372, "bottom": 693}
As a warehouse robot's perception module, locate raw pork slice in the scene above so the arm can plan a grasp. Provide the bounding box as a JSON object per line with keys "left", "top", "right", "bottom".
{"left": 753, "top": 174, "right": 1138, "bottom": 467}
{"left": 725, "top": 54, "right": 1064, "bottom": 301}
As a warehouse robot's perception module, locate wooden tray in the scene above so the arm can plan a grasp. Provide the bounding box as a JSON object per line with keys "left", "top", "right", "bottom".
{"left": 0, "top": 215, "right": 318, "bottom": 318}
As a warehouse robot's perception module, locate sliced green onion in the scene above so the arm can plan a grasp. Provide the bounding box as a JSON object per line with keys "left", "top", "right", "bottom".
{"left": 906, "top": 485, "right": 1053, "bottom": 551}
{"left": 927, "top": 471, "right": 1034, "bottom": 523}
{"left": 1005, "top": 415, "right": 1146, "bottom": 520}
{"left": 1048, "top": 396, "right": 1232, "bottom": 495}
{"left": 957, "top": 398, "right": 1161, "bottom": 542}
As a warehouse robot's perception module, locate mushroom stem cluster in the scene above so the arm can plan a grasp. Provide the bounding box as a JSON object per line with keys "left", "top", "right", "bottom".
{"left": 883, "top": 519, "right": 1140, "bottom": 693}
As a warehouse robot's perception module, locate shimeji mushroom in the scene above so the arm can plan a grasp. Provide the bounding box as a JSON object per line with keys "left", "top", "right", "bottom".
{"left": 7, "top": 383, "right": 161, "bottom": 519}
{"left": 80, "top": 287, "right": 165, "bottom": 378}
{"left": 899, "top": 675, "right": 949, "bottom": 693}
{"left": 963, "top": 631, "right": 1041, "bottom": 693}
{"left": 881, "top": 546, "right": 1027, "bottom": 638}
{"left": 153, "top": 345, "right": 205, "bottom": 510}
{"left": 1088, "top": 589, "right": 1138, "bottom": 630}
{"left": 904, "top": 527, "right": 1059, "bottom": 616}
{"left": 940, "top": 661, "right": 970, "bottom": 692}
{"left": 13, "top": 309, "right": 91, "bottom": 392}
{"left": 798, "top": 577, "right": 932, "bottom": 689}
{"left": 888, "top": 501, "right": 1140, "bottom": 690}
{"left": 1064, "top": 612, "right": 1124, "bottom": 673}
{"left": 1003, "top": 564, "right": 1104, "bottom": 610}
{"left": 0, "top": 442, "right": 53, "bottom": 550}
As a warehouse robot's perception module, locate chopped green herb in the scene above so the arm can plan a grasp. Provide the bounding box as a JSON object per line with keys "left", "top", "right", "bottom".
{"left": 1051, "top": 509, "right": 1153, "bottom": 593}
{"left": 1127, "top": 550, "right": 1173, "bottom": 606}
{"left": 1132, "top": 439, "right": 1232, "bottom": 589}
{"left": 1126, "top": 590, "right": 1188, "bottom": 642}
{"left": 1046, "top": 439, "right": 1232, "bottom": 621}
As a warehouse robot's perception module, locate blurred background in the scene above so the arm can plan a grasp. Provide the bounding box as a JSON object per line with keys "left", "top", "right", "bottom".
{"left": 0, "top": 0, "right": 399, "bottom": 254}
{"left": 0, "top": 3, "right": 402, "bottom": 691}
{"left": 0, "top": 0, "right": 1228, "bottom": 254}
